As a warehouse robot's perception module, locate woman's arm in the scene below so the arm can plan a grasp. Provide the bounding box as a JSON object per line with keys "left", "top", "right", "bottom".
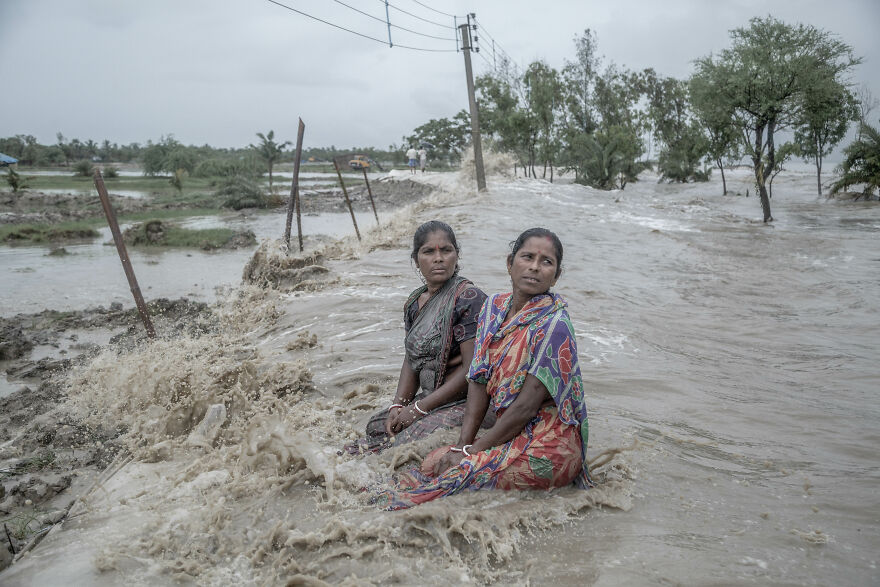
{"left": 385, "top": 358, "right": 419, "bottom": 435}
{"left": 389, "top": 339, "right": 476, "bottom": 433}
{"left": 427, "top": 380, "right": 489, "bottom": 476}
{"left": 469, "top": 374, "right": 549, "bottom": 453}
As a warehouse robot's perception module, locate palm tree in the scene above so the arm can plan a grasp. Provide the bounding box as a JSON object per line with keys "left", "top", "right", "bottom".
{"left": 250, "top": 130, "right": 291, "bottom": 193}
{"left": 830, "top": 122, "right": 880, "bottom": 200}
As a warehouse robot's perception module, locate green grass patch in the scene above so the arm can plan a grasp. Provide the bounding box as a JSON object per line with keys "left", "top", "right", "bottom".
{"left": 0, "top": 220, "right": 100, "bottom": 244}
{"left": 18, "top": 174, "right": 217, "bottom": 193}
{"left": 117, "top": 207, "right": 224, "bottom": 222}
{"left": 123, "top": 219, "right": 256, "bottom": 250}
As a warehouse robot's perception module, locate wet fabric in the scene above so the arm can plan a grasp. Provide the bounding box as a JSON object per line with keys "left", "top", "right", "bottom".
{"left": 373, "top": 292, "right": 590, "bottom": 509}
{"left": 404, "top": 275, "right": 481, "bottom": 392}
{"left": 343, "top": 276, "right": 486, "bottom": 455}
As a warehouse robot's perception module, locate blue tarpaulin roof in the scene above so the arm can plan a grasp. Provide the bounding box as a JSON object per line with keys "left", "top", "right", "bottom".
{"left": 0, "top": 152, "right": 18, "bottom": 166}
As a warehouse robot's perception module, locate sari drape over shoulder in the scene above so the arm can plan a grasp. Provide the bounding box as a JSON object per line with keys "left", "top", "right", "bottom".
{"left": 373, "top": 292, "right": 590, "bottom": 509}
{"left": 344, "top": 275, "right": 487, "bottom": 455}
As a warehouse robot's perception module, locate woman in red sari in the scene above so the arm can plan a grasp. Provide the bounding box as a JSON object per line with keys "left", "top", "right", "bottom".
{"left": 374, "top": 228, "right": 590, "bottom": 509}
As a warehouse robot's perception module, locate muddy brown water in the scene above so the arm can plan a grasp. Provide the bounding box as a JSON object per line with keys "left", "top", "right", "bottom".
{"left": 2, "top": 168, "right": 878, "bottom": 584}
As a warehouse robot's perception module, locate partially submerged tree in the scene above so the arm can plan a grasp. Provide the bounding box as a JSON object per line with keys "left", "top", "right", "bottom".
{"left": 793, "top": 76, "right": 858, "bottom": 195}
{"left": 830, "top": 122, "right": 880, "bottom": 199}
{"left": 250, "top": 130, "right": 290, "bottom": 193}
{"left": 689, "top": 72, "right": 741, "bottom": 195}
{"left": 692, "top": 16, "right": 861, "bottom": 221}
{"left": 645, "top": 72, "right": 709, "bottom": 183}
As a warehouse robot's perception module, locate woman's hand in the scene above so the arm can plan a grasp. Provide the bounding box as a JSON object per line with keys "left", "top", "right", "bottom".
{"left": 420, "top": 445, "right": 465, "bottom": 477}
{"left": 388, "top": 404, "right": 422, "bottom": 434}
{"left": 384, "top": 406, "right": 404, "bottom": 436}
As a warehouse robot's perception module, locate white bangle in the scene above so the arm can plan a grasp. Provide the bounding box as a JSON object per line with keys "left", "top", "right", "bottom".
{"left": 449, "top": 446, "right": 463, "bottom": 453}
{"left": 389, "top": 403, "right": 405, "bottom": 410}
{"left": 462, "top": 444, "right": 473, "bottom": 457}
{"left": 413, "top": 401, "right": 429, "bottom": 416}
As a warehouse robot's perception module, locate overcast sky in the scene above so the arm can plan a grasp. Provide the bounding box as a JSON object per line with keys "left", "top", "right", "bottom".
{"left": 1, "top": 0, "right": 878, "bottom": 151}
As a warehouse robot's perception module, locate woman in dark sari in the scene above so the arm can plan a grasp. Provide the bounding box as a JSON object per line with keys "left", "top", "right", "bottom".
{"left": 345, "top": 221, "right": 489, "bottom": 454}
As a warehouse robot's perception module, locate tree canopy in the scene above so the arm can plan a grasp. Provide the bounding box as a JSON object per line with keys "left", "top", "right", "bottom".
{"left": 691, "top": 16, "right": 860, "bottom": 221}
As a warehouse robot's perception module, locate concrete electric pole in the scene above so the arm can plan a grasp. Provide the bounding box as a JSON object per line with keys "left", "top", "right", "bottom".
{"left": 459, "top": 15, "right": 487, "bottom": 192}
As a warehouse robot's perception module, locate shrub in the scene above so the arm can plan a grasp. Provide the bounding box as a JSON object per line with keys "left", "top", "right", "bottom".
{"left": 214, "top": 176, "right": 271, "bottom": 210}
{"left": 5, "top": 169, "right": 30, "bottom": 193}
{"left": 103, "top": 166, "right": 119, "bottom": 178}
{"left": 73, "top": 160, "right": 94, "bottom": 177}
{"left": 193, "top": 156, "right": 262, "bottom": 179}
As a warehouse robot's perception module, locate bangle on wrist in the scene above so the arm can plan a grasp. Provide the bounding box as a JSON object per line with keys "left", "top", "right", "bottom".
{"left": 449, "top": 446, "right": 463, "bottom": 453}
{"left": 462, "top": 444, "right": 473, "bottom": 457}
{"left": 389, "top": 403, "right": 405, "bottom": 410}
{"left": 413, "top": 400, "right": 429, "bottom": 416}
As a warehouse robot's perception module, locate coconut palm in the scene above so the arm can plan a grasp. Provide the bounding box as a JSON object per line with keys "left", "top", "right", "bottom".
{"left": 830, "top": 122, "right": 880, "bottom": 199}
{"left": 250, "top": 130, "right": 291, "bottom": 193}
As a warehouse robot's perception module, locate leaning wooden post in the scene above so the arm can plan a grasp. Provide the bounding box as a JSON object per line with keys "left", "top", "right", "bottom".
{"left": 362, "top": 166, "right": 379, "bottom": 225}
{"left": 93, "top": 169, "right": 156, "bottom": 338}
{"left": 284, "top": 118, "right": 306, "bottom": 252}
{"left": 333, "top": 159, "right": 361, "bottom": 241}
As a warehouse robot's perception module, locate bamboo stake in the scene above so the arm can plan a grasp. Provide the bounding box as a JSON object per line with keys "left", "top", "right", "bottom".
{"left": 285, "top": 118, "right": 306, "bottom": 251}
{"left": 333, "top": 159, "right": 361, "bottom": 241}
{"left": 362, "top": 166, "right": 379, "bottom": 224}
{"left": 93, "top": 169, "right": 156, "bottom": 338}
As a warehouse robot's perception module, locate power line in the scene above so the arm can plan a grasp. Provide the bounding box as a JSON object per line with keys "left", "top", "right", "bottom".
{"left": 379, "top": 0, "right": 455, "bottom": 29}
{"left": 407, "top": 0, "right": 459, "bottom": 19}
{"left": 331, "top": 0, "right": 456, "bottom": 41}
{"left": 266, "top": 0, "right": 457, "bottom": 52}
{"left": 266, "top": 0, "right": 388, "bottom": 45}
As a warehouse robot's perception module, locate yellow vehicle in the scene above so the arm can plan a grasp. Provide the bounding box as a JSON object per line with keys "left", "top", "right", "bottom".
{"left": 349, "top": 155, "right": 370, "bottom": 170}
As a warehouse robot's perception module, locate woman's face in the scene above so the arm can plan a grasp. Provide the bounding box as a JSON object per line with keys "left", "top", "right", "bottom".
{"left": 416, "top": 230, "right": 458, "bottom": 289}
{"left": 508, "top": 236, "right": 559, "bottom": 297}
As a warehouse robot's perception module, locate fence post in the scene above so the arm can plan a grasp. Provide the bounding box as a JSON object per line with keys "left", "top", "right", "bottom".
{"left": 93, "top": 169, "right": 155, "bottom": 338}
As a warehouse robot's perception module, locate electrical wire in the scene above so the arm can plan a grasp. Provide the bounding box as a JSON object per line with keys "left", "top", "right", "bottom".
{"left": 407, "top": 0, "right": 459, "bottom": 19}
{"left": 379, "top": 0, "right": 455, "bottom": 29}
{"left": 331, "top": 0, "right": 456, "bottom": 41}
{"left": 266, "top": 0, "right": 458, "bottom": 52}
{"left": 266, "top": 0, "right": 388, "bottom": 45}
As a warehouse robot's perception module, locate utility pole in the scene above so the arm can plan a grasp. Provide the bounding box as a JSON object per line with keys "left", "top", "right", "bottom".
{"left": 459, "top": 15, "right": 486, "bottom": 192}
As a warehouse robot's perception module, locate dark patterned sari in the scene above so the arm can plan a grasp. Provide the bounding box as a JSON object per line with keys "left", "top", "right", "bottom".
{"left": 344, "top": 275, "right": 487, "bottom": 455}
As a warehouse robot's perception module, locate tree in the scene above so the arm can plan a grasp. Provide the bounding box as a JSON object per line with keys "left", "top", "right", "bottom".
{"left": 793, "top": 75, "right": 858, "bottom": 195}
{"left": 692, "top": 17, "right": 861, "bottom": 221}
{"left": 690, "top": 73, "right": 741, "bottom": 195}
{"left": 560, "top": 29, "right": 600, "bottom": 137}
{"left": 830, "top": 122, "right": 880, "bottom": 199}
{"left": 523, "top": 61, "right": 563, "bottom": 180}
{"left": 250, "top": 130, "right": 290, "bottom": 193}
{"left": 142, "top": 135, "right": 182, "bottom": 176}
{"left": 476, "top": 73, "right": 531, "bottom": 171}
{"left": 855, "top": 85, "right": 879, "bottom": 140}
{"left": 404, "top": 111, "right": 471, "bottom": 165}
{"left": 645, "top": 73, "right": 709, "bottom": 183}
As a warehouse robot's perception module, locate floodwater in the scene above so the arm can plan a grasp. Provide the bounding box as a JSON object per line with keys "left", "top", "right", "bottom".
{"left": 2, "top": 167, "right": 879, "bottom": 585}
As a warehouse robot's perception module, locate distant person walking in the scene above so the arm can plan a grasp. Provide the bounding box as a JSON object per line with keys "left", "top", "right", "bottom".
{"left": 406, "top": 146, "right": 418, "bottom": 175}
{"left": 418, "top": 147, "right": 427, "bottom": 173}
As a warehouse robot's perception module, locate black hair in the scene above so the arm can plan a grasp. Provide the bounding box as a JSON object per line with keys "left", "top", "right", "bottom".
{"left": 508, "top": 227, "right": 564, "bottom": 278}
{"left": 411, "top": 220, "right": 460, "bottom": 262}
